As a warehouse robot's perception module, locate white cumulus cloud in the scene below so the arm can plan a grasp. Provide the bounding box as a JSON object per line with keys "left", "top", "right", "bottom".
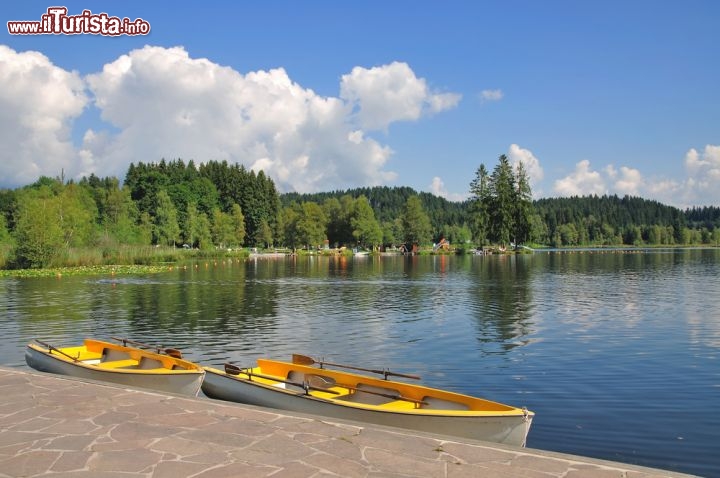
{"left": 340, "top": 61, "right": 461, "bottom": 131}
{"left": 0, "top": 45, "right": 87, "bottom": 186}
{"left": 83, "top": 48, "right": 467, "bottom": 192}
{"left": 83, "top": 46, "right": 424, "bottom": 192}
{"left": 551, "top": 149, "right": 720, "bottom": 207}
{"left": 685, "top": 145, "right": 720, "bottom": 178}
{"left": 0, "top": 46, "right": 462, "bottom": 192}
{"left": 602, "top": 146, "right": 720, "bottom": 207}
{"left": 553, "top": 160, "right": 606, "bottom": 197}
{"left": 680, "top": 145, "right": 720, "bottom": 206}
{"left": 429, "top": 176, "right": 468, "bottom": 202}
{"left": 507, "top": 144, "right": 543, "bottom": 195}
{"left": 606, "top": 165, "right": 643, "bottom": 197}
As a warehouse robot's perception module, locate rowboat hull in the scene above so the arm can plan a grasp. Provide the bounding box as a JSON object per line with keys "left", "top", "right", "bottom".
{"left": 25, "top": 339, "right": 205, "bottom": 396}
{"left": 202, "top": 362, "right": 533, "bottom": 447}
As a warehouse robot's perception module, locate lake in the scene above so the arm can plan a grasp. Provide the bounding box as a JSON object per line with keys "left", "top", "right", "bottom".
{"left": 1, "top": 249, "right": 718, "bottom": 477}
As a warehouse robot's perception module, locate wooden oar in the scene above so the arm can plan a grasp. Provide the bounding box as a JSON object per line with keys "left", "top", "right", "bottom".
{"left": 111, "top": 337, "right": 183, "bottom": 358}
{"left": 223, "top": 363, "right": 339, "bottom": 395}
{"left": 307, "top": 375, "right": 427, "bottom": 406}
{"left": 292, "top": 354, "right": 421, "bottom": 380}
{"left": 33, "top": 339, "right": 79, "bottom": 362}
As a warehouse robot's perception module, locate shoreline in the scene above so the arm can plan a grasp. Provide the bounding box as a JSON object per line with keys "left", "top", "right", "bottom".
{"left": 0, "top": 366, "right": 698, "bottom": 477}
{"left": 2, "top": 245, "right": 718, "bottom": 278}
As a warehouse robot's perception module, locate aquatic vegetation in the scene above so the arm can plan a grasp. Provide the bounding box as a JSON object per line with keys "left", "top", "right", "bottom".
{"left": 0, "top": 264, "right": 171, "bottom": 278}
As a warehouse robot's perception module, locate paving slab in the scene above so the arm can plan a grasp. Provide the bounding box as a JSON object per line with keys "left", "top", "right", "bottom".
{"left": 0, "top": 367, "right": 697, "bottom": 477}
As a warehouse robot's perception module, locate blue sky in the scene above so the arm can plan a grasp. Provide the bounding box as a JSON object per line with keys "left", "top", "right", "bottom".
{"left": 2, "top": 1, "right": 719, "bottom": 207}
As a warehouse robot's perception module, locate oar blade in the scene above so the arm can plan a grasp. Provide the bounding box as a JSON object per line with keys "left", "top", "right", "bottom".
{"left": 224, "top": 363, "right": 243, "bottom": 375}
{"left": 165, "top": 348, "right": 183, "bottom": 359}
{"left": 223, "top": 365, "right": 340, "bottom": 395}
{"left": 292, "top": 354, "right": 316, "bottom": 366}
{"left": 306, "top": 374, "right": 336, "bottom": 389}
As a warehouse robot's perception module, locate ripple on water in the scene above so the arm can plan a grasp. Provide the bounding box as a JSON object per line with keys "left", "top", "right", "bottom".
{"left": 1, "top": 251, "right": 718, "bottom": 477}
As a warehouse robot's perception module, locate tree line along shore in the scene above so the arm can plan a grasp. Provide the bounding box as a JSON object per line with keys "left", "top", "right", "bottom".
{"left": 0, "top": 157, "right": 718, "bottom": 272}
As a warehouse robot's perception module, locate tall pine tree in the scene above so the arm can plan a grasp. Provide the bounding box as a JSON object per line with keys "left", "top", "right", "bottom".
{"left": 469, "top": 163, "right": 490, "bottom": 245}
{"left": 470, "top": 155, "right": 534, "bottom": 248}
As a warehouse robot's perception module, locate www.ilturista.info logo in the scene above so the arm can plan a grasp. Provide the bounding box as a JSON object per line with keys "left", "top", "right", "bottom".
{"left": 7, "top": 7, "right": 150, "bottom": 36}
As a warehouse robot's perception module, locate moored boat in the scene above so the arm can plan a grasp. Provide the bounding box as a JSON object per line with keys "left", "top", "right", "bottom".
{"left": 25, "top": 338, "right": 205, "bottom": 396}
{"left": 202, "top": 355, "right": 534, "bottom": 447}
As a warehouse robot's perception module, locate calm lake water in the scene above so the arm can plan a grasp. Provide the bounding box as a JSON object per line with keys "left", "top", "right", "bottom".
{"left": 1, "top": 250, "right": 718, "bottom": 476}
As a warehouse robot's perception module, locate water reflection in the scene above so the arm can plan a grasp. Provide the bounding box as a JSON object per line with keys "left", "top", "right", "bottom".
{"left": 1, "top": 250, "right": 719, "bottom": 476}
{"left": 468, "top": 255, "right": 535, "bottom": 355}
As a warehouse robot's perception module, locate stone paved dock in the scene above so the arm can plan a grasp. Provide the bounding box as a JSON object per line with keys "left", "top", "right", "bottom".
{"left": 0, "top": 367, "right": 696, "bottom": 477}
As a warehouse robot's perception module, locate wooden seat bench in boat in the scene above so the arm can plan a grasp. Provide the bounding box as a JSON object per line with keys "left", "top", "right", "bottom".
{"left": 101, "top": 348, "right": 131, "bottom": 362}
{"left": 336, "top": 383, "right": 402, "bottom": 405}
{"left": 287, "top": 370, "right": 409, "bottom": 406}
{"left": 96, "top": 359, "right": 139, "bottom": 369}
{"left": 138, "top": 357, "right": 164, "bottom": 370}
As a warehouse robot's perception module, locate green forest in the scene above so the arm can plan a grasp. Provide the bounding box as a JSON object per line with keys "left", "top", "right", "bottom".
{"left": 0, "top": 157, "right": 719, "bottom": 270}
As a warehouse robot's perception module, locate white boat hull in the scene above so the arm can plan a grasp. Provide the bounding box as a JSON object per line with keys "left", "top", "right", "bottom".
{"left": 202, "top": 368, "right": 532, "bottom": 446}
{"left": 26, "top": 344, "right": 204, "bottom": 396}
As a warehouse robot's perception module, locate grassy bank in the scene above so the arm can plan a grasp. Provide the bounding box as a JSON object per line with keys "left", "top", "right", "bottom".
{"left": 0, "top": 245, "right": 250, "bottom": 278}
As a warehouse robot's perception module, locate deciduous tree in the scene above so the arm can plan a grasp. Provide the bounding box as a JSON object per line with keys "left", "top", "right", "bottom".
{"left": 296, "top": 202, "right": 327, "bottom": 249}
{"left": 350, "top": 196, "right": 383, "bottom": 249}
{"left": 211, "top": 208, "right": 234, "bottom": 249}
{"left": 13, "top": 188, "right": 64, "bottom": 268}
{"left": 230, "top": 203, "right": 246, "bottom": 247}
{"left": 401, "top": 195, "right": 432, "bottom": 246}
{"left": 154, "top": 190, "right": 180, "bottom": 246}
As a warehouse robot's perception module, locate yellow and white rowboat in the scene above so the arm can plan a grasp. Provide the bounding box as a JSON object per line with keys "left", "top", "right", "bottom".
{"left": 202, "top": 355, "right": 534, "bottom": 447}
{"left": 25, "top": 338, "right": 205, "bottom": 396}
